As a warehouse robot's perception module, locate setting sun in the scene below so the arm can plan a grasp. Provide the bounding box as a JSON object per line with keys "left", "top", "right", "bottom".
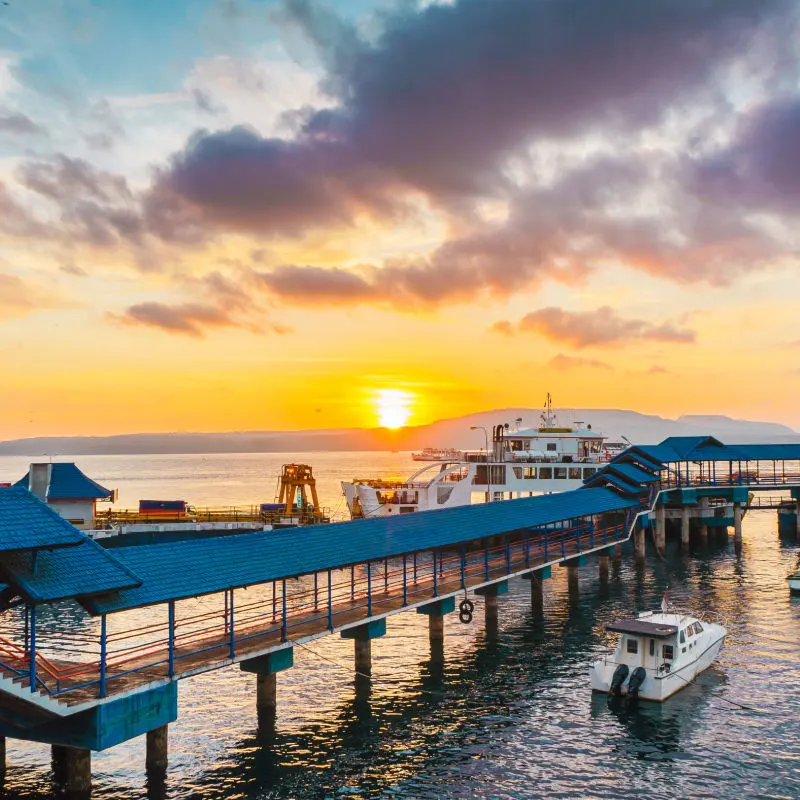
{"left": 374, "top": 389, "right": 413, "bottom": 429}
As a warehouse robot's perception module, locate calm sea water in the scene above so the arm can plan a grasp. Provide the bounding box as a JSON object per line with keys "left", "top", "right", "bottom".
{"left": 0, "top": 452, "right": 799, "bottom": 800}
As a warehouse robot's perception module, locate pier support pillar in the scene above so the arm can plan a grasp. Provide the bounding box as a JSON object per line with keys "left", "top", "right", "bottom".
{"left": 240, "top": 647, "right": 294, "bottom": 722}
{"left": 475, "top": 581, "right": 508, "bottom": 638}
{"left": 341, "top": 619, "right": 387, "bottom": 680}
{"left": 521, "top": 565, "right": 549, "bottom": 618}
{"left": 680, "top": 507, "right": 691, "bottom": 548}
{"left": 146, "top": 725, "right": 169, "bottom": 773}
{"left": 792, "top": 500, "right": 800, "bottom": 540}
{"left": 733, "top": 502, "right": 743, "bottom": 556}
{"left": 52, "top": 745, "right": 91, "bottom": 795}
{"left": 698, "top": 497, "right": 709, "bottom": 540}
{"left": 654, "top": 506, "right": 666, "bottom": 555}
{"left": 634, "top": 527, "right": 646, "bottom": 561}
{"left": 416, "top": 597, "right": 455, "bottom": 660}
{"left": 598, "top": 555, "right": 609, "bottom": 581}
{"left": 0, "top": 735, "right": 5, "bottom": 777}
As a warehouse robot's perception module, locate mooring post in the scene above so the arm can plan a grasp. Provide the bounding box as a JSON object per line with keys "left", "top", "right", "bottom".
{"left": 416, "top": 597, "right": 455, "bottom": 662}
{"left": 52, "top": 745, "right": 92, "bottom": 795}
{"left": 146, "top": 725, "right": 169, "bottom": 773}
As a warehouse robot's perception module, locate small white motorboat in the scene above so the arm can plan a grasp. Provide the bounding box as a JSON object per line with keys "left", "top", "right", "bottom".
{"left": 788, "top": 572, "right": 800, "bottom": 594}
{"left": 590, "top": 598, "right": 726, "bottom": 702}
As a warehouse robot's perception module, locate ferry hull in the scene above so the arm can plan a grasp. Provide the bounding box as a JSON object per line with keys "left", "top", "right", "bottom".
{"left": 788, "top": 575, "right": 800, "bottom": 594}
{"left": 590, "top": 632, "right": 725, "bottom": 702}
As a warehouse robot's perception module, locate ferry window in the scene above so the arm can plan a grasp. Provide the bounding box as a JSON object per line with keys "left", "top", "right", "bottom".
{"left": 540, "top": 467, "right": 553, "bottom": 479}
{"left": 512, "top": 467, "right": 523, "bottom": 479}
{"left": 680, "top": 630, "right": 685, "bottom": 643}
{"left": 583, "top": 468, "right": 597, "bottom": 478}
{"left": 524, "top": 467, "right": 537, "bottom": 479}
{"left": 662, "top": 644, "right": 674, "bottom": 660}
{"left": 686, "top": 626, "right": 694, "bottom": 638}
{"left": 569, "top": 468, "right": 582, "bottom": 480}
{"left": 695, "top": 622, "right": 704, "bottom": 633}
{"left": 626, "top": 638, "right": 638, "bottom": 654}
{"left": 554, "top": 468, "right": 567, "bottom": 479}
{"left": 546, "top": 443, "right": 557, "bottom": 452}
{"left": 649, "top": 639, "right": 655, "bottom": 656}
{"left": 399, "top": 507, "right": 415, "bottom": 514}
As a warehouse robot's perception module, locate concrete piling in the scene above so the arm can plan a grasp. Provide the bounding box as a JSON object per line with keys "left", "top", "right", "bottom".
{"left": 698, "top": 497, "right": 709, "bottom": 540}
{"left": 733, "top": 502, "right": 743, "bottom": 556}
{"left": 654, "top": 505, "right": 666, "bottom": 555}
{"left": 340, "top": 619, "right": 387, "bottom": 684}
{"left": 680, "top": 507, "right": 691, "bottom": 549}
{"left": 598, "top": 555, "right": 610, "bottom": 581}
{"left": 146, "top": 725, "right": 169, "bottom": 773}
{"left": 634, "top": 527, "right": 646, "bottom": 561}
{"left": 52, "top": 745, "right": 92, "bottom": 795}
{"left": 256, "top": 673, "right": 277, "bottom": 717}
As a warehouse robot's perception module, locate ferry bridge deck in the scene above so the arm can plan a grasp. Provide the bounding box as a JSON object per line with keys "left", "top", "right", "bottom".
{"left": 0, "top": 435, "right": 799, "bottom": 791}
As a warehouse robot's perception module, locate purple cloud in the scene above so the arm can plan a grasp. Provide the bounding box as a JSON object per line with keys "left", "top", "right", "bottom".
{"left": 0, "top": 110, "right": 45, "bottom": 137}
{"left": 495, "top": 306, "right": 696, "bottom": 348}
{"left": 548, "top": 354, "right": 613, "bottom": 371}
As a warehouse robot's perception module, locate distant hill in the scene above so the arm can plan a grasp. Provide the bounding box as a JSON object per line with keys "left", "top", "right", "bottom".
{"left": 0, "top": 408, "right": 796, "bottom": 457}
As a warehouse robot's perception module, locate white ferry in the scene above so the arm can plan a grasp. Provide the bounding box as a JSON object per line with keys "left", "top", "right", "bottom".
{"left": 342, "top": 395, "right": 626, "bottom": 519}
{"left": 590, "top": 602, "right": 726, "bottom": 702}
{"left": 788, "top": 572, "right": 800, "bottom": 594}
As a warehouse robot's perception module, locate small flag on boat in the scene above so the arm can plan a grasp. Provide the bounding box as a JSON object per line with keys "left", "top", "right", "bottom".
{"left": 660, "top": 590, "right": 668, "bottom": 612}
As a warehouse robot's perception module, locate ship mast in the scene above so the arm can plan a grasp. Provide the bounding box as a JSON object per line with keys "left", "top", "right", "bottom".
{"left": 540, "top": 392, "right": 557, "bottom": 430}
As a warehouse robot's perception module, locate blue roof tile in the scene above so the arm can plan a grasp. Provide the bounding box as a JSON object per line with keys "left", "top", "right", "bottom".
{"left": 0, "top": 539, "right": 142, "bottom": 603}
{"left": 15, "top": 463, "right": 111, "bottom": 500}
{"left": 0, "top": 487, "right": 85, "bottom": 552}
{"left": 83, "top": 487, "right": 639, "bottom": 614}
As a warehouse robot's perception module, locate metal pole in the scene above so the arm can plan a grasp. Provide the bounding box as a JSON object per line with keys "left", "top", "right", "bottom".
{"left": 314, "top": 572, "right": 319, "bottom": 611}
{"left": 228, "top": 589, "right": 235, "bottom": 659}
{"left": 29, "top": 605, "right": 36, "bottom": 693}
{"left": 367, "top": 562, "right": 372, "bottom": 617}
{"left": 505, "top": 536, "right": 511, "bottom": 573}
{"left": 384, "top": 557, "right": 389, "bottom": 593}
{"left": 99, "top": 614, "right": 107, "bottom": 698}
{"left": 460, "top": 544, "right": 466, "bottom": 588}
{"left": 413, "top": 552, "right": 418, "bottom": 582}
{"left": 351, "top": 565, "right": 355, "bottom": 600}
{"left": 433, "top": 550, "right": 438, "bottom": 597}
{"left": 168, "top": 600, "right": 176, "bottom": 677}
{"left": 402, "top": 555, "right": 408, "bottom": 606}
{"left": 281, "top": 580, "right": 287, "bottom": 642}
{"left": 484, "top": 540, "right": 490, "bottom": 582}
{"left": 327, "top": 569, "right": 333, "bottom": 630}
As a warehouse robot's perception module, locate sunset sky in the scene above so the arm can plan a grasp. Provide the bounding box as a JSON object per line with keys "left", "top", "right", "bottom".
{"left": 1, "top": 0, "right": 799, "bottom": 439}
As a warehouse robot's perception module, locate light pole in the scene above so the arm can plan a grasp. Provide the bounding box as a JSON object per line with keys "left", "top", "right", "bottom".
{"left": 470, "top": 425, "right": 492, "bottom": 503}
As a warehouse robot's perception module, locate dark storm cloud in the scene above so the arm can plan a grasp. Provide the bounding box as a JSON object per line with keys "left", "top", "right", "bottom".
{"left": 494, "top": 306, "right": 696, "bottom": 348}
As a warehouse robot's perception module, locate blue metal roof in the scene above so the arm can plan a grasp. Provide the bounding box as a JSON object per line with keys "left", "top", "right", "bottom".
{"left": 607, "top": 463, "right": 659, "bottom": 485}
{"left": 0, "top": 487, "right": 86, "bottom": 552}
{"left": 83, "top": 487, "right": 639, "bottom": 615}
{"left": 1, "top": 539, "right": 143, "bottom": 603}
{"left": 15, "top": 463, "right": 112, "bottom": 500}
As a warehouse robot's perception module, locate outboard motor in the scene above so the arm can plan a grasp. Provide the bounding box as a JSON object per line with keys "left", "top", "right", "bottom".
{"left": 626, "top": 666, "right": 647, "bottom": 701}
{"left": 609, "top": 664, "right": 629, "bottom": 696}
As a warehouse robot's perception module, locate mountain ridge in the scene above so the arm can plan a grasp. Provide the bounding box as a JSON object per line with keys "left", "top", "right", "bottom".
{"left": 0, "top": 408, "right": 795, "bottom": 457}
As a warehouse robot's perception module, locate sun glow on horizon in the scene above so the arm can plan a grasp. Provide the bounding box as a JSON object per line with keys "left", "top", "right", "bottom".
{"left": 374, "top": 389, "right": 414, "bottom": 429}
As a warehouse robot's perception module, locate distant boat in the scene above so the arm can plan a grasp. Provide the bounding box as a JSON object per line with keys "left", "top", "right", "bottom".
{"left": 788, "top": 572, "right": 800, "bottom": 594}
{"left": 343, "top": 393, "right": 630, "bottom": 519}
{"left": 590, "top": 599, "right": 726, "bottom": 702}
